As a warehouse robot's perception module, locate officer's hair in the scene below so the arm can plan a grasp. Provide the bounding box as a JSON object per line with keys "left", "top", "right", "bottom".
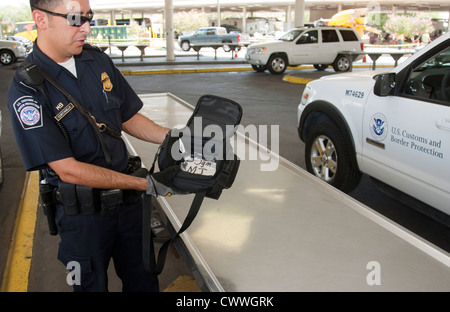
{"left": 30, "top": 0, "right": 64, "bottom": 11}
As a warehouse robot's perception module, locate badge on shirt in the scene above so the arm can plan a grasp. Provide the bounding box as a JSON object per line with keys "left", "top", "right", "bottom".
{"left": 13, "top": 96, "right": 43, "bottom": 130}
{"left": 101, "top": 72, "right": 113, "bottom": 92}
{"left": 55, "top": 102, "right": 75, "bottom": 122}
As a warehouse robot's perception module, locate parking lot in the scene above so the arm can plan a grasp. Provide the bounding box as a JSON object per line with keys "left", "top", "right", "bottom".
{"left": 1, "top": 50, "right": 449, "bottom": 291}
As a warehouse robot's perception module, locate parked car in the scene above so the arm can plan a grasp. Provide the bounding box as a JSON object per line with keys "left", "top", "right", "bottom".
{"left": 178, "top": 26, "right": 249, "bottom": 52}
{"left": 297, "top": 31, "right": 450, "bottom": 221}
{"left": 0, "top": 109, "right": 3, "bottom": 186}
{"left": 5, "top": 35, "right": 33, "bottom": 52}
{"left": 0, "top": 38, "right": 27, "bottom": 65}
{"left": 246, "top": 26, "right": 364, "bottom": 74}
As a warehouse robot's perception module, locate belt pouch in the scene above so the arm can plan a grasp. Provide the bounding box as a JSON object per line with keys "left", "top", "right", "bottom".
{"left": 76, "top": 185, "right": 96, "bottom": 214}
{"left": 100, "top": 189, "right": 123, "bottom": 216}
{"left": 57, "top": 181, "right": 79, "bottom": 215}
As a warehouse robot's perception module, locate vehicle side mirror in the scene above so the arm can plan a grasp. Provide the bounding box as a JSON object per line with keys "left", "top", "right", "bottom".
{"left": 374, "top": 73, "right": 396, "bottom": 96}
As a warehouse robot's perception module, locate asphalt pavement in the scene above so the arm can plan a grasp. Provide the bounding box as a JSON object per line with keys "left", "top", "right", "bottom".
{"left": 0, "top": 44, "right": 410, "bottom": 293}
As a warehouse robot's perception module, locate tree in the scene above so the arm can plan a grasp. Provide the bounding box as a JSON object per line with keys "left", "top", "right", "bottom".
{"left": 173, "top": 10, "right": 208, "bottom": 34}
{"left": 0, "top": 4, "right": 32, "bottom": 36}
{"left": 384, "top": 14, "right": 434, "bottom": 41}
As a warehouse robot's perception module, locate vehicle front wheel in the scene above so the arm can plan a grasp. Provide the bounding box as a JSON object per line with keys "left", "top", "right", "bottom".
{"left": 0, "top": 50, "right": 14, "bottom": 66}
{"left": 180, "top": 41, "right": 191, "bottom": 51}
{"left": 333, "top": 55, "right": 351, "bottom": 72}
{"left": 267, "top": 54, "right": 287, "bottom": 75}
{"left": 304, "top": 121, "right": 361, "bottom": 193}
{"left": 251, "top": 65, "right": 267, "bottom": 72}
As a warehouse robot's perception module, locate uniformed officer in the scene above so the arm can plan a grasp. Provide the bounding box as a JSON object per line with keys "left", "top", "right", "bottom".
{"left": 7, "top": 0, "right": 169, "bottom": 291}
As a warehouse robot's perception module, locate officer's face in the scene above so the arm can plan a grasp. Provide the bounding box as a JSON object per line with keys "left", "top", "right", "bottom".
{"left": 45, "top": 0, "right": 92, "bottom": 62}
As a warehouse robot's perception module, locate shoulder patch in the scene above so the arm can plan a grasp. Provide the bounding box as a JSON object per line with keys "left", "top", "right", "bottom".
{"left": 13, "top": 96, "right": 43, "bottom": 130}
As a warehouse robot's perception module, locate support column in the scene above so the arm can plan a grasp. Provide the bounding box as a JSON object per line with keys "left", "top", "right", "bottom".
{"left": 286, "top": 4, "right": 292, "bottom": 31}
{"left": 294, "top": 0, "right": 305, "bottom": 27}
{"left": 242, "top": 6, "right": 247, "bottom": 34}
{"left": 165, "top": 0, "right": 175, "bottom": 61}
{"left": 217, "top": 0, "right": 221, "bottom": 27}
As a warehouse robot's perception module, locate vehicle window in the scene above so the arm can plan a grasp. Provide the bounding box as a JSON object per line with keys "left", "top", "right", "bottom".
{"left": 296, "top": 30, "right": 318, "bottom": 44}
{"left": 322, "top": 29, "right": 339, "bottom": 43}
{"left": 340, "top": 30, "right": 359, "bottom": 41}
{"left": 279, "top": 29, "right": 304, "bottom": 42}
{"left": 404, "top": 46, "right": 450, "bottom": 104}
{"left": 206, "top": 30, "right": 215, "bottom": 35}
{"left": 195, "top": 29, "right": 206, "bottom": 36}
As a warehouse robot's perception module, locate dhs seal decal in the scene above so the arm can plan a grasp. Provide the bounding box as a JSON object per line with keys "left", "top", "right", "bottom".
{"left": 13, "top": 96, "right": 43, "bottom": 130}
{"left": 370, "top": 113, "right": 388, "bottom": 141}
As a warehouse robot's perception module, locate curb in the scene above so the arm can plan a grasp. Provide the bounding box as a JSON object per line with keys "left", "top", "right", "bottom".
{"left": 1, "top": 171, "right": 39, "bottom": 292}
{"left": 120, "top": 66, "right": 253, "bottom": 75}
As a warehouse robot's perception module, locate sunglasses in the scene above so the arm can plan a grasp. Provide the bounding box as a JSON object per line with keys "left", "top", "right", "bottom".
{"left": 32, "top": 6, "right": 94, "bottom": 27}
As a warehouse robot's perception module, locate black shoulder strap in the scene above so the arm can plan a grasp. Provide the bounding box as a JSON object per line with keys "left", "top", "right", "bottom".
{"left": 142, "top": 191, "right": 206, "bottom": 275}
{"left": 20, "top": 62, "right": 118, "bottom": 167}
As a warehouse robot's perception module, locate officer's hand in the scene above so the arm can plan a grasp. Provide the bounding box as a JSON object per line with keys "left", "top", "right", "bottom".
{"left": 146, "top": 167, "right": 188, "bottom": 197}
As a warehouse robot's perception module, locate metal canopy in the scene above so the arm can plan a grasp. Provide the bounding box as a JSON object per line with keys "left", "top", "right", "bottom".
{"left": 91, "top": 0, "right": 450, "bottom": 15}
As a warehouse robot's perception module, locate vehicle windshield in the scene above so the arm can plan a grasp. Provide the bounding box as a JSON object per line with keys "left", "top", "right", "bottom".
{"left": 278, "top": 29, "right": 304, "bottom": 41}
{"left": 416, "top": 47, "right": 450, "bottom": 71}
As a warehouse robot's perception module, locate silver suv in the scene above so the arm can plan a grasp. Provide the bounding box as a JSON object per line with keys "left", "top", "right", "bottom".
{"left": 245, "top": 26, "right": 364, "bottom": 74}
{"left": 0, "top": 38, "right": 27, "bottom": 65}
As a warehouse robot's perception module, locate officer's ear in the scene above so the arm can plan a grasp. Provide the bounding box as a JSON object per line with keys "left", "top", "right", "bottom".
{"left": 32, "top": 8, "right": 48, "bottom": 30}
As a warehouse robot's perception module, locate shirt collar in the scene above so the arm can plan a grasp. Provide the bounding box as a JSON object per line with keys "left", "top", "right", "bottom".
{"left": 28, "top": 43, "right": 93, "bottom": 79}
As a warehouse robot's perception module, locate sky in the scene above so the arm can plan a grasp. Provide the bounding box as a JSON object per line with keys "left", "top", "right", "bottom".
{"left": 0, "top": 0, "right": 29, "bottom": 7}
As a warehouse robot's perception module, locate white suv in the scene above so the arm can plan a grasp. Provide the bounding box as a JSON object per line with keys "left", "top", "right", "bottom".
{"left": 245, "top": 26, "right": 364, "bottom": 74}
{"left": 297, "top": 31, "right": 450, "bottom": 221}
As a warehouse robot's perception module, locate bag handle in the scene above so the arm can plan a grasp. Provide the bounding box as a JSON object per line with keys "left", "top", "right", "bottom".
{"left": 142, "top": 191, "right": 206, "bottom": 275}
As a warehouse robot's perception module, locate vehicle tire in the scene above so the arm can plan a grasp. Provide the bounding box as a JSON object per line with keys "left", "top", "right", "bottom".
{"left": 0, "top": 147, "right": 3, "bottom": 186}
{"left": 304, "top": 121, "right": 361, "bottom": 193}
{"left": 251, "top": 65, "right": 267, "bottom": 72}
{"left": 267, "top": 54, "right": 287, "bottom": 75}
{"left": 0, "top": 50, "right": 15, "bottom": 66}
{"left": 180, "top": 41, "right": 191, "bottom": 51}
{"left": 222, "top": 41, "right": 232, "bottom": 52}
{"left": 333, "top": 54, "right": 351, "bottom": 72}
{"left": 314, "top": 64, "right": 329, "bottom": 71}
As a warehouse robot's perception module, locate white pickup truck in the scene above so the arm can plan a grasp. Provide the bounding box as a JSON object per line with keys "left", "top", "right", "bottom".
{"left": 298, "top": 31, "right": 450, "bottom": 223}
{"left": 178, "top": 27, "right": 249, "bottom": 52}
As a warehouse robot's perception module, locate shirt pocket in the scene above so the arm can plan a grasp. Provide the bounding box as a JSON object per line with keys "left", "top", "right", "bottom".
{"left": 102, "top": 90, "right": 124, "bottom": 129}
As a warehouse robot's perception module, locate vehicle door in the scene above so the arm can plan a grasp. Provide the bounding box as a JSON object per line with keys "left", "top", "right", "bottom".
{"left": 203, "top": 28, "right": 219, "bottom": 46}
{"left": 191, "top": 29, "right": 207, "bottom": 45}
{"left": 292, "top": 29, "right": 319, "bottom": 64}
{"left": 361, "top": 46, "right": 450, "bottom": 213}
{"left": 320, "top": 29, "right": 342, "bottom": 63}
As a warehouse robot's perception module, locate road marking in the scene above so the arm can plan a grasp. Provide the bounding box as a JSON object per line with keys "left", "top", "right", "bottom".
{"left": 1, "top": 171, "right": 39, "bottom": 292}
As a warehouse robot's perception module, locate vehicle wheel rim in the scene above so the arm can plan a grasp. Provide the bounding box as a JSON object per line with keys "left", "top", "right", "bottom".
{"left": 310, "top": 135, "right": 337, "bottom": 182}
{"left": 271, "top": 57, "right": 286, "bottom": 72}
{"left": 181, "top": 42, "right": 189, "bottom": 51}
{"left": 1, "top": 53, "right": 12, "bottom": 65}
{"left": 337, "top": 57, "right": 349, "bottom": 71}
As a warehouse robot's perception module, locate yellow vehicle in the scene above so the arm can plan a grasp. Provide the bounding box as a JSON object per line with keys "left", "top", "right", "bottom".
{"left": 14, "top": 21, "right": 37, "bottom": 41}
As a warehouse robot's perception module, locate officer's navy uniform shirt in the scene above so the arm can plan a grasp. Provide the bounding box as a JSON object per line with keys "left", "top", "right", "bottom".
{"left": 7, "top": 43, "right": 143, "bottom": 180}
